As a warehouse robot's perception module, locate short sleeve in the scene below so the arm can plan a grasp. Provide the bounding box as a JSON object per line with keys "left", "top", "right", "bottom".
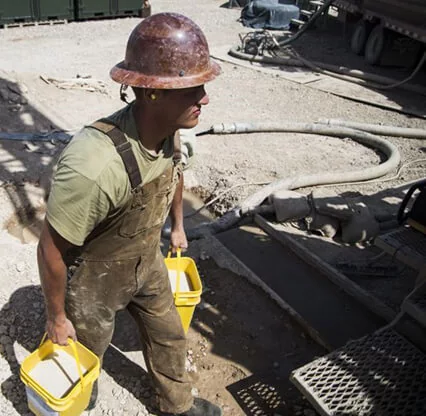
{"left": 46, "top": 163, "right": 112, "bottom": 246}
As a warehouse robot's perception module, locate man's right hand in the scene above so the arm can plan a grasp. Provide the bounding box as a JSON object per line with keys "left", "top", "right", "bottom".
{"left": 38, "top": 220, "right": 76, "bottom": 346}
{"left": 46, "top": 317, "right": 77, "bottom": 346}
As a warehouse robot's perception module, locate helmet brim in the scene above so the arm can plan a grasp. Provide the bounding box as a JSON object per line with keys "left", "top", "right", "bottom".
{"left": 110, "top": 59, "right": 221, "bottom": 89}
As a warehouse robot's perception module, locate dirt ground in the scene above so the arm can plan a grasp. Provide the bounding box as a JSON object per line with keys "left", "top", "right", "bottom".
{"left": 0, "top": 0, "right": 425, "bottom": 415}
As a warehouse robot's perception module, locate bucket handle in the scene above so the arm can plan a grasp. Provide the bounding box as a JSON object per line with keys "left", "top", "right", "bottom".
{"left": 39, "top": 333, "right": 84, "bottom": 392}
{"left": 167, "top": 248, "right": 182, "bottom": 297}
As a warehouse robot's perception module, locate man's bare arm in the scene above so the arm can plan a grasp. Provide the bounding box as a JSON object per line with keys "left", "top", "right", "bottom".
{"left": 37, "top": 220, "right": 76, "bottom": 345}
{"left": 169, "top": 172, "right": 188, "bottom": 252}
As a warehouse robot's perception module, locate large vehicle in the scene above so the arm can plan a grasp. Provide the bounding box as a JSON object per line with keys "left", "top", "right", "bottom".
{"left": 333, "top": 0, "right": 426, "bottom": 64}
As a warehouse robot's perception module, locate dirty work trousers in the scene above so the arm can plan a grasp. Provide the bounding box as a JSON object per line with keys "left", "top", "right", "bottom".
{"left": 65, "top": 244, "right": 193, "bottom": 414}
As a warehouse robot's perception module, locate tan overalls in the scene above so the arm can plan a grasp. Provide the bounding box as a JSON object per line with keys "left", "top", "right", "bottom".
{"left": 64, "top": 120, "right": 192, "bottom": 414}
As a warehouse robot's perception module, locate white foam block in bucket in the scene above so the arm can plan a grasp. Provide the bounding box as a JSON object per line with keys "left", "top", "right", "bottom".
{"left": 28, "top": 349, "right": 88, "bottom": 398}
{"left": 168, "top": 270, "right": 192, "bottom": 293}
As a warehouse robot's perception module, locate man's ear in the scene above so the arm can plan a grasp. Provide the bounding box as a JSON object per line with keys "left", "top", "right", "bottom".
{"left": 145, "top": 89, "right": 163, "bottom": 102}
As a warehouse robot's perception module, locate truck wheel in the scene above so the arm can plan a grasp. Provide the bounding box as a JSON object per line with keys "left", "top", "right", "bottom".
{"left": 365, "top": 25, "right": 387, "bottom": 65}
{"left": 350, "top": 21, "right": 369, "bottom": 55}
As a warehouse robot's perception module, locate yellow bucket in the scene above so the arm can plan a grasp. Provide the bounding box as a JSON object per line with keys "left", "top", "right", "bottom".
{"left": 165, "top": 249, "right": 202, "bottom": 333}
{"left": 20, "top": 335, "right": 100, "bottom": 416}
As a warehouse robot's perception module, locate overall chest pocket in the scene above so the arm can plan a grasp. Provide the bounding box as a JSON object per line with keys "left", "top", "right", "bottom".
{"left": 119, "top": 184, "right": 175, "bottom": 238}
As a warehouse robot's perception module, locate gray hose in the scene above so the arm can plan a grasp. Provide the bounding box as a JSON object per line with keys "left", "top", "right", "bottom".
{"left": 287, "top": 48, "right": 426, "bottom": 94}
{"left": 317, "top": 119, "right": 426, "bottom": 139}
{"left": 184, "top": 123, "right": 401, "bottom": 239}
{"left": 228, "top": 47, "right": 426, "bottom": 97}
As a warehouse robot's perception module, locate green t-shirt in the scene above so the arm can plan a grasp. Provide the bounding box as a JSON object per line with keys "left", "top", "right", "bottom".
{"left": 46, "top": 104, "right": 174, "bottom": 246}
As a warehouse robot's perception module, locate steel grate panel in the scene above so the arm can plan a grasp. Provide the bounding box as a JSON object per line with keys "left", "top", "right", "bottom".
{"left": 375, "top": 227, "right": 426, "bottom": 271}
{"left": 290, "top": 329, "right": 426, "bottom": 416}
{"left": 227, "top": 375, "right": 287, "bottom": 415}
{"left": 389, "top": 228, "right": 426, "bottom": 256}
{"left": 236, "top": 381, "right": 283, "bottom": 415}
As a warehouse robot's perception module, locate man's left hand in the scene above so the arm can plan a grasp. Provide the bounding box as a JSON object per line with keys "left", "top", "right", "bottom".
{"left": 170, "top": 227, "right": 188, "bottom": 253}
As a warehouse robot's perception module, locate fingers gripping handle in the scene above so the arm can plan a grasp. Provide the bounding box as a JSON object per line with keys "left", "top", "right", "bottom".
{"left": 167, "top": 248, "right": 182, "bottom": 297}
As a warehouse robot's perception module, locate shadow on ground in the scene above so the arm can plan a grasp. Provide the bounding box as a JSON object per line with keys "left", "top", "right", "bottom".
{"left": 0, "top": 74, "right": 68, "bottom": 242}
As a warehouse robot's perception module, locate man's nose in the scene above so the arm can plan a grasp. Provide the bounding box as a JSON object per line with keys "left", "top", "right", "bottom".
{"left": 197, "top": 86, "right": 209, "bottom": 106}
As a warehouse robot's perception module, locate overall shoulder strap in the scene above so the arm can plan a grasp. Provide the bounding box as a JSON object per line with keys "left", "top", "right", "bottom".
{"left": 173, "top": 130, "right": 182, "bottom": 165}
{"left": 90, "top": 119, "right": 142, "bottom": 189}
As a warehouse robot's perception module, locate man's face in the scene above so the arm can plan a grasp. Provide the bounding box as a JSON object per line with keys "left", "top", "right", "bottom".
{"left": 159, "top": 85, "right": 209, "bottom": 129}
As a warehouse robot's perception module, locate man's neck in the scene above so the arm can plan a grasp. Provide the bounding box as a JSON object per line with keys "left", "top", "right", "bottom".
{"left": 132, "top": 102, "right": 175, "bottom": 152}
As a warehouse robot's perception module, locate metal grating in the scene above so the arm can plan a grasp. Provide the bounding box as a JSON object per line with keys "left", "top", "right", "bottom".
{"left": 388, "top": 228, "right": 426, "bottom": 255}
{"left": 290, "top": 329, "right": 426, "bottom": 416}
{"left": 227, "top": 375, "right": 287, "bottom": 416}
{"left": 236, "top": 381, "right": 283, "bottom": 415}
{"left": 375, "top": 227, "right": 426, "bottom": 271}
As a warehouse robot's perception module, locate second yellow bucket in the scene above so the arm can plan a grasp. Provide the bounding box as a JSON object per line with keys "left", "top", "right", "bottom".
{"left": 165, "top": 249, "right": 202, "bottom": 333}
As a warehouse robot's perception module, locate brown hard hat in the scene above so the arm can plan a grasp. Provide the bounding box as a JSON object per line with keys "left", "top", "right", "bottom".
{"left": 110, "top": 13, "right": 221, "bottom": 89}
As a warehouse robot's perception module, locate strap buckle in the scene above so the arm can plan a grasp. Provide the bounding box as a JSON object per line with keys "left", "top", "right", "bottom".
{"left": 115, "top": 141, "right": 132, "bottom": 153}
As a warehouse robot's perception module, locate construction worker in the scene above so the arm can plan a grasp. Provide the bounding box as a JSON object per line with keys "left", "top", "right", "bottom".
{"left": 37, "top": 12, "right": 221, "bottom": 416}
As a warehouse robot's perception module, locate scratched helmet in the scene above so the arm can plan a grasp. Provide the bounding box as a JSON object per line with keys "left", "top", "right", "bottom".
{"left": 110, "top": 12, "right": 221, "bottom": 89}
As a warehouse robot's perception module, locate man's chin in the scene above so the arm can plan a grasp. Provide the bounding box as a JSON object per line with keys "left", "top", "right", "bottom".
{"left": 179, "top": 119, "right": 199, "bottom": 129}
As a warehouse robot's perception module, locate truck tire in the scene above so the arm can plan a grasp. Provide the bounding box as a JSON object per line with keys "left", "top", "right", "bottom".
{"left": 350, "top": 20, "right": 369, "bottom": 55}
{"left": 365, "top": 25, "right": 387, "bottom": 65}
